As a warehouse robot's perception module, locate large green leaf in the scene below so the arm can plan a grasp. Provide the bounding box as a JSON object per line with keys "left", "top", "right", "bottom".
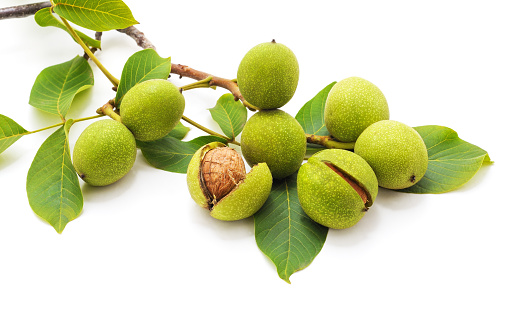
{"left": 295, "top": 82, "right": 336, "bottom": 136}
{"left": 207, "top": 93, "right": 247, "bottom": 140}
{"left": 254, "top": 173, "right": 328, "bottom": 283}
{"left": 26, "top": 120, "right": 83, "bottom": 233}
{"left": 137, "top": 133, "right": 228, "bottom": 174}
{"left": 0, "top": 115, "right": 28, "bottom": 155}
{"left": 29, "top": 56, "right": 94, "bottom": 119}
{"left": 34, "top": 7, "right": 101, "bottom": 49}
{"left": 114, "top": 49, "right": 172, "bottom": 106}
{"left": 400, "top": 125, "right": 492, "bottom": 194}
{"left": 53, "top": 0, "right": 138, "bottom": 32}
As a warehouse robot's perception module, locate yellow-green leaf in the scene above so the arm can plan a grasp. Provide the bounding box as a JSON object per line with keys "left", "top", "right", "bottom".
{"left": 26, "top": 120, "right": 83, "bottom": 233}
{"left": 29, "top": 56, "right": 94, "bottom": 118}
{"left": 34, "top": 7, "right": 101, "bottom": 49}
{"left": 0, "top": 115, "right": 28, "bottom": 155}
{"left": 115, "top": 49, "right": 171, "bottom": 106}
{"left": 208, "top": 94, "right": 247, "bottom": 140}
{"left": 53, "top": 0, "right": 138, "bottom": 32}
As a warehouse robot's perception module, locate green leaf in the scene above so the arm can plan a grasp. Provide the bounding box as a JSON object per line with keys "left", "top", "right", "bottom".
{"left": 29, "top": 56, "right": 94, "bottom": 118}
{"left": 0, "top": 115, "right": 28, "bottom": 155}
{"left": 137, "top": 133, "right": 228, "bottom": 174}
{"left": 114, "top": 49, "right": 172, "bottom": 106}
{"left": 207, "top": 94, "right": 248, "bottom": 140}
{"left": 26, "top": 120, "right": 83, "bottom": 233}
{"left": 170, "top": 122, "right": 190, "bottom": 140}
{"left": 34, "top": 7, "right": 101, "bottom": 49}
{"left": 400, "top": 125, "right": 493, "bottom": 194}
{"left": 254, "top": 173, "right": 328, "bottom": 283}
{"left": 295, "top": 82, "right": 336, "bottom": 135}
{"left": 53, "top": 0, "right": 138, "bottom": 32}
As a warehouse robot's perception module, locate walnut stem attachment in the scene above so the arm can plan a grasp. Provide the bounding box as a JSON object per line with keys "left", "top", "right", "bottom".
{"left": 180, "top": 76, "right": 216, "bottom": 92}
{"left": 181, "top": 116, "right": 240, "bottom": 146}
{"left": 170, "top": 64, "right": 260, "bottom": 111}
{"left": 306, "top": 134, "right": 355, "bottom": 150}
{"left": 96, "top": 100, "right": 121, "bottom": 122}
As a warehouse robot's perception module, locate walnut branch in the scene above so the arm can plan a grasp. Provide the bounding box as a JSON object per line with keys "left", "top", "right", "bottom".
{"left": 170, "top": 64, "right": 259, "bottom": 111}
{"left": 0, "top": 1, "right": 51, "bottom": 20}
{"left": 116, "top": 26, "right": 156, "bottom": 50}
{"left": 2, "top": 2, "right": 256, "bottom": 110}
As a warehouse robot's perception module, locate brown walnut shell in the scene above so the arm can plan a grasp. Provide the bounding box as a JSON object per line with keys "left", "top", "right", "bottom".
{"left": 200, "top": 147, "right": 246, "bottom": 204}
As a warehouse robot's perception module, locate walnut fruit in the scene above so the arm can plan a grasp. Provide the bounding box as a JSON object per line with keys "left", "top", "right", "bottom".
{"left": 297, "top": 149, "right": 378, "bottom": 229}
{"left": 187, "top": 142, "right": 273, "bottom": 221}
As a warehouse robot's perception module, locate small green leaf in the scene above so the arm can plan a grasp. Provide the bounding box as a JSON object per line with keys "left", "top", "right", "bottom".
{"left": 170, "top": 122, "right": 190, "bottom": 140}
{"left": 53, "top": 0, "right": 138, "bottom": 32}
{"left": 295, "top": 82, "right": 336, "bottom": 136}
{"left": 137, "top": 133, "right": 228, "bottom": 173}
{"left": 115, "top": 49, "right": 172, "bottom": 106}
{"left": 400, "top": 125, "right": 493, "bottom": 194}
{"left": 29, "top": 56, "right": 94, "bottom": 118}
{"left": 207, "top": 94, "right": 247, "bottom": 140}
{"left": 26, "top": 120, "right": 83, "bottom": 233}
{"left": 0, "top": 115, "right": 28, "bottom": 155}
{"left": 34, "top": 7, "right": 101, "bottom": 49}
{"left": 254, "top": 173, "right": 328, "bottom": 283}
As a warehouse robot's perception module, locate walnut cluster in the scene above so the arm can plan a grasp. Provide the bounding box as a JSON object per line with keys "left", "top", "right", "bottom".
{"left": 200, "top": 147, "right": 246, "bottom": 204}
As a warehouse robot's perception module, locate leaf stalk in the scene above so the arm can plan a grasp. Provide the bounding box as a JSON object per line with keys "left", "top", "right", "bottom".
{"left": 59, "top": 16, "right": 120, "bottom": 88}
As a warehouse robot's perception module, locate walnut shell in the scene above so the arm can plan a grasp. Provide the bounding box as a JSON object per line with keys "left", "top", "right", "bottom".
{"left": 186, "top": 142, "right": 273, "bottom": 221}
{"left": 200, "top": 147, "right": 246, "bottom": 204}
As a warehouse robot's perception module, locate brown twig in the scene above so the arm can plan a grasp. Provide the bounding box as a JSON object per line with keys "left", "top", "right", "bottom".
{"left": 2, "top": 2, "right": 256, "bottom": 111}
{"left": 0, "top": 1, "right": 51, "bottom": 20}
{"left": 116, "top": 26, "right": 156, "bottom": 50}
{"left": 170, "top": 64, "right": 258, "bottom": 111}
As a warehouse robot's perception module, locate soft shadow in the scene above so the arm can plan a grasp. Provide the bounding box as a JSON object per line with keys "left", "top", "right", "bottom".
{"left": 326, "top": 203, "right": 383, "bottom": 248}
{"left": 193, "top": 210, "right": 256, "bottom": 241}
{"left": 67, "top": 88, "right": 95, "bottom": 119}
{"left": 80, "top": 167, "right": 139, "bottom": 203}
{"left": 325, "top": 188, "right": 429, "bottom": 248}
{"left": 0, "top": 153, "right": 20, "bottom": 171}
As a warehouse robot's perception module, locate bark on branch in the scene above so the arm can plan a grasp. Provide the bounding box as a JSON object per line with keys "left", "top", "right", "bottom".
{"left": 170, "top": 64, "right": 258, "bottom": 111}
{"left": 0, "top": 1, "right": 51, "bottom": 20}
{"left": 117, "top": 26, "right": 156, "bottom": 50}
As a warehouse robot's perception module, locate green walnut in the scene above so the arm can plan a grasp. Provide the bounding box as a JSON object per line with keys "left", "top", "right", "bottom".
{"left": 241, "top": 109, "right": 306, "bottom": 179}
{"left": 237, "top": 40, "right": 299, "bottom": 109}
{"left": 187, "top": 142, "right": 273, "bottom": 221}
{"left": 119, "top": 79, "right": 185, "bottom": 141}
{"left": 354, "top": 120, "right": 428, "bottom": 189}
{"left": 324, "top": 77, "right": 389, "bottom": 142}
{"left": 73, "top": 119, "right": 137, "bottom": 186}
{"left": 297, "top": 149, "right": 378, "bottom": 229}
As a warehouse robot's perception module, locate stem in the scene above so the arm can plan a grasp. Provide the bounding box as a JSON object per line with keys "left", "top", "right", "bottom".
{"left": 22, "top": 114, "right": 104, "bottom": 136}
{"left": 181, "top": 115, "right": 240, "bottom": 146}
{"left": 180, "top": 77, "right": 216, "bottom": 92}
{"left": 59, "top": 16, "right": 120, "bottom": 88}
{"left": 171, "top": 64, "right": 260, "bottom": 111}
{"left": 73, "top": 114, "right": 104, "bottom": 123}
{"left": 306, "top": 134, "right": 355, "bottom": 150}
{"left": 23, "top": 122, "right": 65, "bottom": 135}
{"left": 96, "top": 101, "right": 121, "bottom": 122}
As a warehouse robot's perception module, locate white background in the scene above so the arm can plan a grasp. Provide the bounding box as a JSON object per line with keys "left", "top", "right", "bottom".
{"left": 0, "top": 0, "right": 522, "bottom": 329}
